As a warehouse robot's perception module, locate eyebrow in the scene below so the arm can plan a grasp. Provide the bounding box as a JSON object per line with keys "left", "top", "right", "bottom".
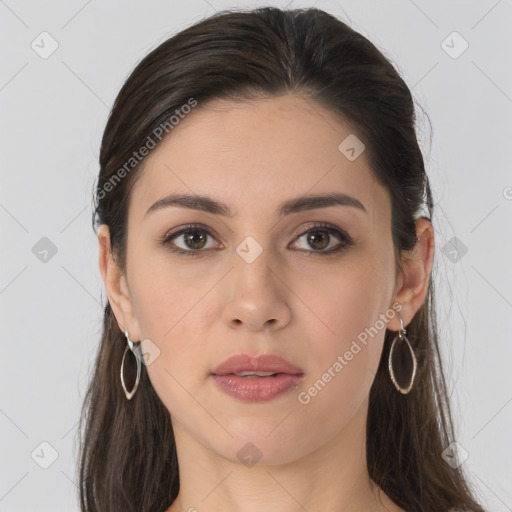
{"left": 145, "top": 192, "right": 367, "bottom": 218}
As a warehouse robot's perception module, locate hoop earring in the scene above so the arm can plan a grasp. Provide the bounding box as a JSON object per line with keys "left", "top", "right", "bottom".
{"left": 388, "top": 317, "right": 417, "bottom": 394}
{"left": 121, "top": 329, "right": 141, "bottom": 400}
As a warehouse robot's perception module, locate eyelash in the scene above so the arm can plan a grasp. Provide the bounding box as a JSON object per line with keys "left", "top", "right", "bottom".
{"left": 159, "top": 222, "right": 354, "bottom": 257}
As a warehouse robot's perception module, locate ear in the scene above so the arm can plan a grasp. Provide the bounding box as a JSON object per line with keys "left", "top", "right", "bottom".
{"left": 388, "top": 218, "right": 435, "bottom": 330}
{"left": 98, "top": 224, "right": 141, "bottom": 341}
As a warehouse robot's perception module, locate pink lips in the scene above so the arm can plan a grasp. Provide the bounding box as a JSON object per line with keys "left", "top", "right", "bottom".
{"left": 211, "top": 353, "right": 304, "bottom": 402}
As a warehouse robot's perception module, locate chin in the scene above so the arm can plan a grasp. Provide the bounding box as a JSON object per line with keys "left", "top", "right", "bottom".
{"left": 209, "top": 423, "right": 309, "bottom": 467}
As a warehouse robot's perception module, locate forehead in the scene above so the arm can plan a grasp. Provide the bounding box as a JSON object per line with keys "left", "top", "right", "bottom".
{"left": 129, "top": 94, "right": 390, "bottom": 226}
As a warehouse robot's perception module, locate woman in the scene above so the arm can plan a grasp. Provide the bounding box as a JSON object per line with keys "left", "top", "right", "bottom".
{"left": 78, "top": 7, "right": 486, "bottom": 512}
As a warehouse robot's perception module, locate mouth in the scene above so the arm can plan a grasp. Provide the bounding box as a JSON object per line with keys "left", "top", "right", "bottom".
{"left": 210, "top": 354, "right": 304, "bottom": 402}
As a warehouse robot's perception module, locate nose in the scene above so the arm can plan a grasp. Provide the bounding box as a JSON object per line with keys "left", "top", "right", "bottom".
{"left": 220, "top": 246, "right": 292, "bottom": 332}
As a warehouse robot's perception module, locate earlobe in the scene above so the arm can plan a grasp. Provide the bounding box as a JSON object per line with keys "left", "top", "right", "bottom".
{"left": 97, "top": 224, "right": 138, "bottom": 337}
{"left": 388, "top": 218, "right": 435, "bottom": 330}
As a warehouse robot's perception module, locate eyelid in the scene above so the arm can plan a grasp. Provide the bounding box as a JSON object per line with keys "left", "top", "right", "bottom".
{"left": 295, "top": 222, "right": 352, "bottom": 241}
{"left": 162, "top": 222, "right": 221, "bottom": 241}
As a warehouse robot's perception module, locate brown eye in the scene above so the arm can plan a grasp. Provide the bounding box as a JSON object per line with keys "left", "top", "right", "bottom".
{"left": 181, "top": 230, "right": 208, "bottom": 250}
{"left": 291, "top": 223, "right": 354, "bottom": 255}
{"left": 306, "top": 230, "right": 330, "bottom": 251}
{"left": 161, "top": 225, "right": 220, "bottom": 256}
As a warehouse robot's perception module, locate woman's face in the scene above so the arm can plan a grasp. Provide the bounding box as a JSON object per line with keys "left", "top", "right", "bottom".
{"left": 119, "top": 94, "right": 401, "bottom": 464}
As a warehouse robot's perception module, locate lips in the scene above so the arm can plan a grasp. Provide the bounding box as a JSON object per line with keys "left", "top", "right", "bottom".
{"left": 211, "top": 353, "right": 304, "bottom": 402}
{"left": 211, "top": 353, "right": 304, "bottom": 377}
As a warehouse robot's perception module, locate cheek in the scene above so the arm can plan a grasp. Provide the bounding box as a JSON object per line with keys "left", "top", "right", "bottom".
{"left": 294, "top": 287, "right": 386, "bottom": 445}
{"left": 127, "top": 246, "right": 207, "bottom": 339}
{"left": 298, "top": 316, "right": 383, "bottom": 418}
{"left": 128, "top": 263, "right": 212, "bottom": 427}
{"left": 295, "top": 250, "right": 393, "bottom": 346}
{"left": 293, "top": 250, "right": 393, "bottom": 399}
{"left": 126, "top": 247, "right": 221, "bottom": 382}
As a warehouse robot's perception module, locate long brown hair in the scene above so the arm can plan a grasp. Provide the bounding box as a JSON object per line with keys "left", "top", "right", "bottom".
{"left": 78, "top": 7, "right": 486, "bottom": 511}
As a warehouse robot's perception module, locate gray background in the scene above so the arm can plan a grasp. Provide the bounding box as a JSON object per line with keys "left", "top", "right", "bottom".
{"left": 1, "top": 0, "right": 511, "bottom": 510}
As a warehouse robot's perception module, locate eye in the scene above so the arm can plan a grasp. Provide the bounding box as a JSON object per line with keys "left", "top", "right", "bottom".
{"left": 290, "top": 222, "right": 354, "bottom": 255}
{"left": 160, "top": 224, "right": 220, "bottom": 256}
{"left": 159, "top": 222, "right": 353, "bottom": 257}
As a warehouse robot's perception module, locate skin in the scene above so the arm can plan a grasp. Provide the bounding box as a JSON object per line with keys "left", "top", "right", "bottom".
{"left": 98, "top": 93, "right": 434, "bottom": 512}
